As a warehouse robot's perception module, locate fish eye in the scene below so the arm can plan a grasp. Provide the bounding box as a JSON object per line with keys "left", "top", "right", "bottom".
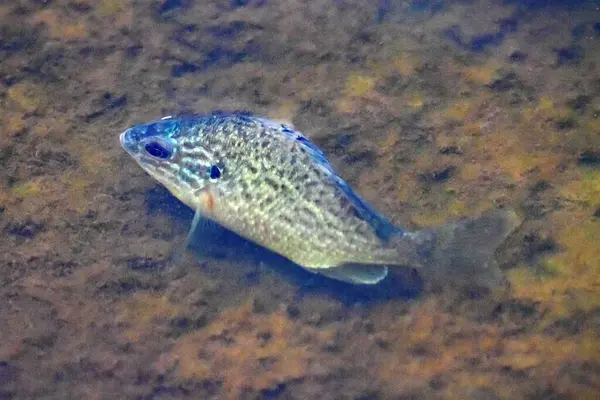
{"left": 209, "top": 164, "right": 222, "bottom": 181}
{"left": 144, "top": 141, "right": 172, "bottom": 159}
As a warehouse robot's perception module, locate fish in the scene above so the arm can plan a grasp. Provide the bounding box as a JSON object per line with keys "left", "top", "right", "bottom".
{"left": 120, "top": 113, "right": 520, "bottom": 286}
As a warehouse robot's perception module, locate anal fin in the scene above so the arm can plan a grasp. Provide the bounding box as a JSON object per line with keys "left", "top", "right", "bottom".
{"left": 305, "top": 264, "right": 388, "bottom": 285}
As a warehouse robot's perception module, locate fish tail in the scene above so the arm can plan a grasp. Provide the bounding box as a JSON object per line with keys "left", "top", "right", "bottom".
{"left": 409, "top": 209, "right": 521, "bottom": 288}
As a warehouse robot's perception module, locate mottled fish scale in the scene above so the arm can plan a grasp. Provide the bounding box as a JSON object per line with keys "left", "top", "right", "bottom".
{"left": 121, "top": 112, "right": 519, "bottom": 285}
{"left": 177, "top": 115, "right": 396, "bottom": 268}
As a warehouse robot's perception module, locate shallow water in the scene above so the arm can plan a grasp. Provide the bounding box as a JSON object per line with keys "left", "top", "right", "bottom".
{"left": 1, "top": 0, "right": 599, "bottom": 399}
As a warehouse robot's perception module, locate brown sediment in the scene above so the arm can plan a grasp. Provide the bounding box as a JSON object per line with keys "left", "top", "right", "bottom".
{"left": 1, "top": 0, "right": 600, "bottom": 398}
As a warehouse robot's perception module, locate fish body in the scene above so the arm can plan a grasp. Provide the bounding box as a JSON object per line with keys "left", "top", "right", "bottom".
{"left": 120, "top": 113, "right": 518, "bottom": 285}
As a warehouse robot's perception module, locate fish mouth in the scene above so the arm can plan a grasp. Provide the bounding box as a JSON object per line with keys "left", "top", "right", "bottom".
{"left": 120, "top": 128, "right": 138, "bottom": 154}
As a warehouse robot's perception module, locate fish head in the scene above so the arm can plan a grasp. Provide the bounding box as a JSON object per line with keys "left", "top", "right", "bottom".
{"left": 120, "top": 116, "right": 222, "bottom": 208}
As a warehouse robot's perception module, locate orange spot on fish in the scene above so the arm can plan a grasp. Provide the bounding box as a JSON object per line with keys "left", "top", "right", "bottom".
{"left": 198, "top": 190, "right": 216, "bottom": 214}
{"left": 205, "top": 191, "right": 215, "bottom": 213}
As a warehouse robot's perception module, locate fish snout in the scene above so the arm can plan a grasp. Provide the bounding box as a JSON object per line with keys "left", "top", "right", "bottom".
{"left": 120, "top": 128, "right": 139, "bottom": 154}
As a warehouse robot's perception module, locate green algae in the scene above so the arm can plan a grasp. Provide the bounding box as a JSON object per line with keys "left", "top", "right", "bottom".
{"left": 562, "top": 169, "right": 600, "bottom": 208}
{"left": 11, "top": 181, "right": 42, "bottom": 199}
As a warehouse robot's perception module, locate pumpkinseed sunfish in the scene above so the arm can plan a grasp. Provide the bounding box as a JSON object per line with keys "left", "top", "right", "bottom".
{"left": 120, "top": 113, "right": 519, "bottom": 286}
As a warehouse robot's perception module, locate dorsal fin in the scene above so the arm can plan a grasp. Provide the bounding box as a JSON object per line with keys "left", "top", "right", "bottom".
{"left": 259, "top": 117, "right": 404, "bottom": 241}
{"left": 334, "top": 175, "right": 404, "bottom": 241}
{"left": 258, "top": 117, "right": 333, "bottom": 167}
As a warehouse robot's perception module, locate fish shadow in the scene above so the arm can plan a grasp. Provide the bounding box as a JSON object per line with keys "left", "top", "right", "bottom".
{"left": 146, "top": 187, "right": 423, "bottom": 304}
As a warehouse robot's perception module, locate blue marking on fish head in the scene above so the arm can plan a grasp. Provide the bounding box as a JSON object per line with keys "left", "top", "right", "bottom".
{"left": 120, "top": 116, "right": 225, "bottom": 209}
{"left": 119, "top": 116, "right": 185, "bottom": 156}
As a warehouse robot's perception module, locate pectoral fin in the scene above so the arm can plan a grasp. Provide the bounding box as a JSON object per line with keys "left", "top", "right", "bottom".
{"left": 170, "top": 206, "right": 205, "bottom": 264}
{"left": 305, "top": 264, "right": 388, "bottom": 285}
{"left": 170, "top": 188, "right": 218, "bottom": 264}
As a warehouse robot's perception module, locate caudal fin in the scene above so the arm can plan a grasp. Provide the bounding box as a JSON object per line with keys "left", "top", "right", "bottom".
{"left": 412, "top": 209, "right": 521, "bottom": 288}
